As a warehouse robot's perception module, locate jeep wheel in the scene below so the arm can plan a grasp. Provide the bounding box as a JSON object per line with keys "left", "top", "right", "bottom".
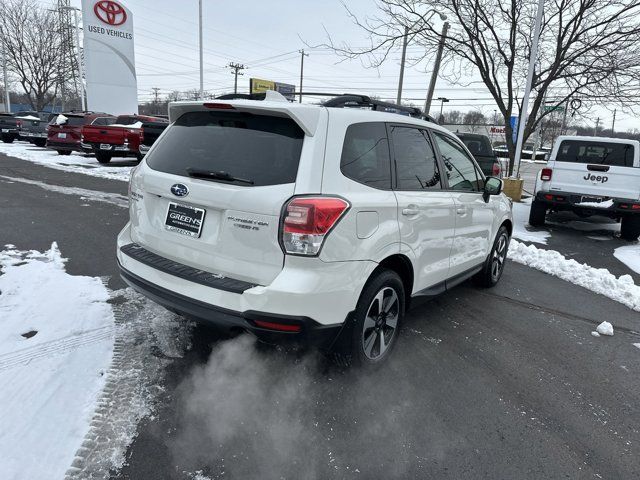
{"left": 621, "top": 215, "right": 640, "bottom": 241}
{"left": 475, "top": 226, "right": 510, "bottom": 288}
{"left": 95, "top": 152, "right": 112, "bottom": 164}
{"left": 528, "top": 199, "right": 546, "bottom": 226}
{"left": 351, "top": 269, "right": 404, "bottom": 366}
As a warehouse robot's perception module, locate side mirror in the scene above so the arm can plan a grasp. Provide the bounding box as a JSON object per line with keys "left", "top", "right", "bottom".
{"left": 483, "top": 176, "right": 503, "bottom": 202}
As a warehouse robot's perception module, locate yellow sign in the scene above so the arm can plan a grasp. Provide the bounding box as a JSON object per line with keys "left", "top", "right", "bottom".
{"left": 250, "top": 78, "right": 276, "bottom": 94}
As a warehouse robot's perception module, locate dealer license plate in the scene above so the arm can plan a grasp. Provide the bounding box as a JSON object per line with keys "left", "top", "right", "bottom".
{"left": 580, "top": 196, "right": 604, "bottom": 203}
{"left": 58, "top": 133, "right": 66, "bottom": 139}
{"left": 99, "top": 143, "right": 112, "bottom": 150}
{"left": 164, "top": 202, "right": 205, "bottom": 238}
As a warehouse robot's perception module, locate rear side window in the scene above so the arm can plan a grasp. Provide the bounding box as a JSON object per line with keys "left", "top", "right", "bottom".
{"left": 146, "top": 111, "right": 304, "bottom": 187}
{"left": 556, "top": 140, "right": 635, "bottom": 167}
{"left": 391, "top": 126, "right": 441, "bottom": 190}
{"left": 340, "top": 122, "right": 391, "bottom": 189}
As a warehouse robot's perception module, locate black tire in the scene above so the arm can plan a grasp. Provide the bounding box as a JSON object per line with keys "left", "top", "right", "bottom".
{"left": 1, "top": 135, "right": 14, "bottom": 144}
{"left": 475, "top": 225, "right": 510, "bottom": 288}
{"left": 350, "top": 269, "right": 405, "bottom": 367}
{"left": 56, "top": 150, "right": 71, "bottom": 156}
{"left": 95, "top": 152, "right": 112, "bottom": 164}
{"left": 528, "top": 199, "right": 547, "bottom": 226}
{"left": 621, "top": 215, "right": 640, "bottom": 241}
{"left": 34, "top": 139, "right": 46, "bottom": 148}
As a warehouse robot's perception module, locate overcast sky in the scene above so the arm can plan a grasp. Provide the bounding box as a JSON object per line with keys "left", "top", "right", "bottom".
{"left": 38, "top": 0, "right": 636, "bottom": 132}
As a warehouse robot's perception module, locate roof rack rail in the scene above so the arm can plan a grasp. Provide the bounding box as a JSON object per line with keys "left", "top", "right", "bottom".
{"left": 300, "top": 92, "right": 438, "bottom": 123}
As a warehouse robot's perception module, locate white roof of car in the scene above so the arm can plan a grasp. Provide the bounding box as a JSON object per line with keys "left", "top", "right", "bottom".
{"left": 168, "top": 94, "right": 452, "bottom": 138}
{"left": 555, "top": 135, "right": 640, "bottom": 146}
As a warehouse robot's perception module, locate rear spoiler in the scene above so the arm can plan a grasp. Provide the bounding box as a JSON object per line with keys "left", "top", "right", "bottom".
{"left": 168, "top": 94, "right": 321, "bottom": 137}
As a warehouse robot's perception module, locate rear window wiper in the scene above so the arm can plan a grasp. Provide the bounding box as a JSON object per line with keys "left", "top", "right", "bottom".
{"left": 186, "top": 168, "right": 254, "bottom": 185}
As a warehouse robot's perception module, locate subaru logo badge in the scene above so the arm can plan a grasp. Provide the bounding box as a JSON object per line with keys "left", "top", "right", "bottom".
{"left": 170, "top": 183, "right": 189, "bottom": 197}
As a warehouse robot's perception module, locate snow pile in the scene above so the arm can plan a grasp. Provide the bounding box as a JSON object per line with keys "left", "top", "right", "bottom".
{"left": 16, "top": 115, "right": 41, "bottom": 121}
{"left": 55, "top": 114, "right": 68, "bottom": 125}
{"left": 0, "top": 141, "right": 133, "bottom": 182}
{"left": 511, "top": 201, "right": 550, "bottom": 244}
{"left": 591, "top": 321, "right": 614, "bottom": 337}
{"left": 0, "top": 243, "right": 114, "bottom": 480}
{"left": 110, "top": 121, "right": 143, "bottom": 128}
{"left": 613, "top": 244, "right": 640, "bottom": 274}
{"left": 508, "top": 239, "right": 640, "bottom": 312}
{"left": 575, "top": 199, "right": 614, "bottom": 208}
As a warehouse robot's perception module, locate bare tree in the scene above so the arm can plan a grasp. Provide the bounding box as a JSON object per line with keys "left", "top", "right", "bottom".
{"left": 321, "top": 0, "right": 640, "bottom": 174}
{"left": 442, "top": 109, "right": 463, "bottom": 124}
{"left": 463, "top": 110, "right": 486, "bottom": 126}
{"left": 0, "top": 0, "right": 64, "bottom": 111}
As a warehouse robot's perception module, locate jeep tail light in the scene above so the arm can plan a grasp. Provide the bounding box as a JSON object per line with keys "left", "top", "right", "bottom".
{"left": 281, "top": 196, "right": 350, "bottom": 256}
{"left": 492, "top": 162, "right": 501, "bottom": 177}
{"left": 540, "top": 168, "right": 552, "bottom": 181}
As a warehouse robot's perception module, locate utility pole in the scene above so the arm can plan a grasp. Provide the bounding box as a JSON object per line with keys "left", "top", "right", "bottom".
{"left": 611, "top": 109, "right": 616, "bottom": 134}
{"left": 71, "top": 8, "right": 85, "bottom": 111}
{"left": 397, "top": 26, "right": 409, "bottom": 104}
{"left": 228, "top": 63, "right": 245, "bottom": 94}
{"left": 298, "top": 49, "right": 309, "bottom": 103}
{"left": 1, "top": 41, "right": 10, "bottom": 112}
{"left": 424, "top": 21, "right": 449, "bottom": 116}
{"left": 198, "top": 0, "right": 203, "bottom": 100}
{"left": 593, "top": 117, "right": 600, "bottom": 137}
{"left": 152, "top": 87, "right": 160, "bottom": 114}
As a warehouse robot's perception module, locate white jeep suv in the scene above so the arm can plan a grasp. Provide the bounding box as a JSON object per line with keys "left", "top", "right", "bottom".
{"left": 117, "top": 93, "right": 512, "bottom": 365}
{"left": 530, "top": 135, "right": 640, "bottom": 240}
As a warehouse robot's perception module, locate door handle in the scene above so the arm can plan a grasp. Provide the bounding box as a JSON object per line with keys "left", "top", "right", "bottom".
{"left": 456, "top": 206, "right": 467, "bottom": 215}
{"left": 402, "top": 205, "right": 420, "bottom": 216}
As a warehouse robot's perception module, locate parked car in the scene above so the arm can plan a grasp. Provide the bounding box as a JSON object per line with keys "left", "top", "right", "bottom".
{"left": 530, "top": 135, "right": 640, "bottom": 240}
{"left": 46, "top": 111, "right": 113, "bottom": 155}
{"left": 494, "top": 142, "right": 547, "bottom": 160}
{"left": 138, "top": 120, "right": 169, "bottom": 157}
{"left": 0, "top": 111, "right": 40, "bottom": 143}
{"left": 18, "top": 112, "right": 56, "bottom": 147}
{"left": 455, "top": 132, "right": 502, "bottom": 177}
{"left": 117, "top": 93, "right": 512, "bottom": 365}
{"left": 82, "top": 114, "right": 169, "bottom": 164}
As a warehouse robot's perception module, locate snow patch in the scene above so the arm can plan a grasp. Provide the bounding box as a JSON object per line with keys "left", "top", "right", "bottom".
{"left": 511, "top": 201, "right": 551, "bottom": 245}
{"left": 0, "top": 243, "right": 114, "bottom": 480}
{"left": 614, "top": 244, "right": 640, "bottom": 274}
{"left": 596, "top": 321, "right": 614, "bottom": 336}
{"left": 508, "top": 240, "right": 640, "bottom": 312}
{"left": 575, "top": 199, "right": 614, "bottom": 208}
{"left": 0, "top": 142, "right": 133, "bottom": 182}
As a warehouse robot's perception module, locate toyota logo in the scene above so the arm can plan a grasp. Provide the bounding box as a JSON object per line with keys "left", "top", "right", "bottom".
{"left": 94, "top": 0, "right": 127, "bottom": 26}
{"left": 170, "top": 184, "right": 189, "bottom": 197}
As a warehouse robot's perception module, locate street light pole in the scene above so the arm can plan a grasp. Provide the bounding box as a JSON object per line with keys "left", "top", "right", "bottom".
{"left": 298, "top": 49, "right": 308, "bottom": 103}
{"left": 424, "top": 21, "right": 449, "bottom": 115}
{"left": 198, "top": 0, "right": 203, "bottom": 100}
{"left": 513, "top": 0, "right": 545, "bottom": 178}
{"left": 396, "top": 10, "right": 446, "bottom": 105}
{"left": 437, "top": 96, "right": 449, "bottom": 120}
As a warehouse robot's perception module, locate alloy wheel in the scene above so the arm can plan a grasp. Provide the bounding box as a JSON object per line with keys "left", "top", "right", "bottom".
{"left": 361, "top": 287, "right": 399, "bottom": 360}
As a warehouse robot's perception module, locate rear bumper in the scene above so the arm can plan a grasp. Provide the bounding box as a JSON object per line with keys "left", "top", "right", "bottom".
{"left": 46, "top": 140, "right": 79, "bottom": 151}
{"left": 118, "top": 261, "right": 348, "bottom": 350}
{"left": 85, "top": 142, "right": 137, "bottom": 155}
{"left": 535, "top": 190, "right": 640, "bottom": 217}
{"left": 116, "top": 223, "right": 375, "bottom": 348}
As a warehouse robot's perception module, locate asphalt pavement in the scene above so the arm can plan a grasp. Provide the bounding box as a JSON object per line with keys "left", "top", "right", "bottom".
{"left": 1, "top": 151, "right": 639, "bottom": 480}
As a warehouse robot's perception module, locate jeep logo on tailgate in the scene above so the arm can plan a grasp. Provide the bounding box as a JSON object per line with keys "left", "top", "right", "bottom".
{"left": 170, "top": 183, "right": 189, "bottom": 197}
{"left": 583, "top": 173, "right": 608, "bottom": 183}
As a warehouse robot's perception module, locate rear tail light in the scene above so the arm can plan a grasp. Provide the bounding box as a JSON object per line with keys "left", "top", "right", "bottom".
{"left": 253, "top": 320, "right": 301, "bottom": 332}
{"left": 491, "top": 162, "right": 501, "bottom": 177}
{"left": 540, "top": 168, "right": 552, "bottom": 181}
{"left": 281, "top": 196, "right": 350, "bottom": 256}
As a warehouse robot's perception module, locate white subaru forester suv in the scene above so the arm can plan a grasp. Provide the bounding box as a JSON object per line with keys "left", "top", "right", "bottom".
{"left": 117, "top": 92, "right": 512, "bottom": 365}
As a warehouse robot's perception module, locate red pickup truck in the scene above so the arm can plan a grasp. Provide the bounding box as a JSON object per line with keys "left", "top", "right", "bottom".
{"left": 81, "top": 114, "right": 168, "bottom": 164}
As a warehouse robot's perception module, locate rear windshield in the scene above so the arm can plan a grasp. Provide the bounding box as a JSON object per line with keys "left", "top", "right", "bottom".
{"left": 49, "top": 115, "right": 86, "bottom": 126}
{"left": 456, "top": 134, "right": 494, "bottom": 156}
{"left": 91, "top": 117, "right": 116, "bottom": 126}
{"left": 146, "top": 111, "right": 304, "bottom": 187}
{"left": 556, "top": 140, "right": 635, "bottom": 167}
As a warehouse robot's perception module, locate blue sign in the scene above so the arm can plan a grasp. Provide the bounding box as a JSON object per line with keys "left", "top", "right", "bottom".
{"left": 510, "top": 116, "right": 519, "bottom": 143}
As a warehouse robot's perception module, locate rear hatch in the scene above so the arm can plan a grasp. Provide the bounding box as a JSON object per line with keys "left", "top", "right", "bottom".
{"left": 131, "top": 109, "right": 306, "bottom": 285}
{"left": 549, "top": 138, "right": 640, "bottom": 200}
{"left": 83, "top": 124, "right": 127, "bottom": 145}
{"left": 48, "top": 115, "right": 86, "bottom": 145}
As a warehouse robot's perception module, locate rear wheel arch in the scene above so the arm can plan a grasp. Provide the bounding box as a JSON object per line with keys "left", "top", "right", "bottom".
{"left": 500, "top": 218, "right": 513, "bottom": 237}
{"left": 374, "top": 254, "right": 414, "bottom": 304}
